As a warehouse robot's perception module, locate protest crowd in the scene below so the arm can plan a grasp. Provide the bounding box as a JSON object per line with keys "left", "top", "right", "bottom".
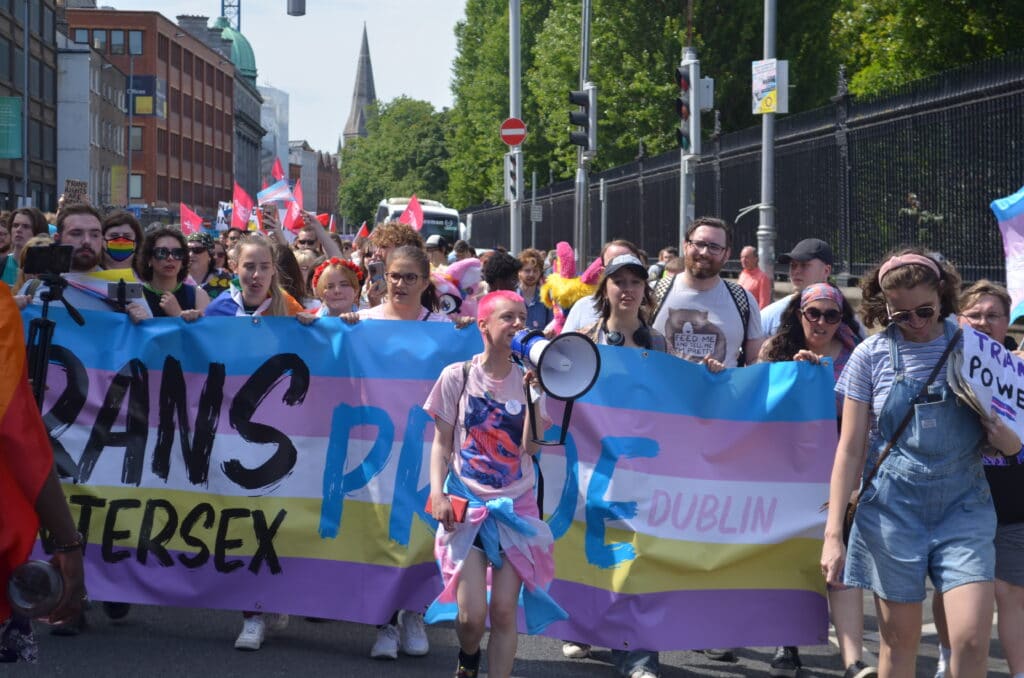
{"left": 2, "top": 197, "right": 1024, "bottom": 678}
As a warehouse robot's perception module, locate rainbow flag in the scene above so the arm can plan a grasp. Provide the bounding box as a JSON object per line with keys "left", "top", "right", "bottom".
{"left": 1, "top": 284, "right": 55, "bottom": 622}
{"left": 22, "top": 309, "right": 831, "bottom": 648}
{"left": 992, "top": 184, "right": 1024, "bottom": 322}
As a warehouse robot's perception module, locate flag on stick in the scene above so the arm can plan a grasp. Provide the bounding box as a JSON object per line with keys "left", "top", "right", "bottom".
{"left": 398, "top": 194, "right": 424, "bottom": 232}
{"left": 257, "top": 179, "right": 295, "bottom": 206}
{"left": 283, "top": 180, "right": 304, "bottom": 233}
{"left": 994, "top": 185, "right": 1024, "bottom": 323}
{"left": 232, "top": 183, "right": 254, "bottom": 231}
{"left": 272, "top": 157, "right": 285, "bottom": 181}
{"left": 355, "top": 221, "right": 370, "bottom": 239}
{"left": 180, "top": 202, "right": 203, "bottom": 235}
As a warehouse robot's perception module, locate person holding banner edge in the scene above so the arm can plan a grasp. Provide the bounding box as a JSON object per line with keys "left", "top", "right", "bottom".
{"left": 425, "top": 289, "right": 565, "bottom": 678}
{"left": 822, "top": 249, "right": 1021, "bottom": 678}
{"left": 930, "top": 280, "right": 1024, "bottom": 678}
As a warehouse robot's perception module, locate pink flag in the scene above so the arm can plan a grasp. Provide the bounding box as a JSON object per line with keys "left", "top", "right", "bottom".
{"left": 398, "top": 195, "right": 424, "bottom": 232}
{"left": 179, "top": 202, "right": 203, "bottom": 235}
{"left": 283, "top": 180, "right": 304, "bottom": 233}
{"left": 355, "top": 221, "right": 370, "bottom": 239}
{"left": 272, "top": 157, "right": 285, "bottom": 182}
{"left": 232, "top": 183, "right": 254, "bottom": 231}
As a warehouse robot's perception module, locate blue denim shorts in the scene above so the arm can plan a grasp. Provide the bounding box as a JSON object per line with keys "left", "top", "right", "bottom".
{"left": 844, "top": 454, "right": 996, "bottom": 602}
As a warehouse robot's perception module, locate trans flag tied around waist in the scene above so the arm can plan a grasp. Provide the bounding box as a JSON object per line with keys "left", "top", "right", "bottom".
{"left": 1, "top": 285, "right": 54, "bottom": 622}
{"left": 993, "top": 184, "right": 1024, "bottom": 323}
{"left": 20, "top": 307, "right": 834, "bottom": 649}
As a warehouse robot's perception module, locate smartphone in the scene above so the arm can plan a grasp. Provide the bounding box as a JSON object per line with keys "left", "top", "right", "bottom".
{"left": 23, "top": 244, "right": 73, "bottom": 275}
{"left": 106, "top": 281, "right": 144, "bottom": 301}
{"left": 368, "top": 261, "right": 384, "bottom": 282}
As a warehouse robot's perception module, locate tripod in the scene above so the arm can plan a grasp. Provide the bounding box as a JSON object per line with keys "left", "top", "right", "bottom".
{"left": 26, "top": 274, "right": 85, "bottom": 408}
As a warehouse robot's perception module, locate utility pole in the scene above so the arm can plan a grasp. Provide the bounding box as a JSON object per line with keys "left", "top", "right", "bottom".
{"left": 571, "top": 0, "right": 594, "bottom": 271}
{"left": 508, "top": 0, "right": 522, "bottom": 254}
{"left": 757, "top": 0, "right": 777, "bottom": 279}
{"left": 20, "top": 0, "right": 29, "bottom": 206}
{"left": 677, "top": 45, "right": 700, "bottom": 248}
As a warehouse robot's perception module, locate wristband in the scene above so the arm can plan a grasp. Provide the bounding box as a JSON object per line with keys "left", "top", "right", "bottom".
{"left": 53, "top": 532, "right": 85, "bottom": 553}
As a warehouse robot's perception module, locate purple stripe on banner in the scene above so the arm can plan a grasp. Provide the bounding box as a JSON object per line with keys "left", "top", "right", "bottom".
{"left": 542, "top": 579, "right": 828, "bottom": 650}
{"left": 62, "top": 368, "right": 434, "bottom": 441}
{"left": 69, "top": 546, "right": 441, "bottom": 625}
{"left": 554, "top": 402, "right": 836, "bottom": 484}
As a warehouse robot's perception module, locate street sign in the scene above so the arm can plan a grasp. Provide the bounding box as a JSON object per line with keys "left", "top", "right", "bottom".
{"left": 500, "top": 117, "right": 527, "bottom": 146}
{"left": 530, "top": 204, "right": 542, "bottom": 222}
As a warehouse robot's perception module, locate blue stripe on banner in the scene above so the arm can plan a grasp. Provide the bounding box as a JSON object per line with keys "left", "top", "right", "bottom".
{"left": 572, "top": 345, "right": 837, "bottom": 423}
{"left": 991, "top": 185, "right": 1024, "bottom": 222}
{"left": 22, "top": 307, "right": 483, "bottom": 379}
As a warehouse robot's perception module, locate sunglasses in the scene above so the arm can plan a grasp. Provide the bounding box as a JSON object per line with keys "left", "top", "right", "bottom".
{"left": 188, "top": 247, "right": 208, "bottom": 255}
{"left": 801, "top": 307, "right": 842, "bottom": 324}
{"left": 387, "top": 272, "right": 421, "bottom": 285}
{"left": 153, "top": 247, "right": 186, "bottom": 261}
{"left": 887, "top": 304, "right": 936, "bottom": 324}
{"left": 297, "top": 239, "right": 317, "bottom": 246}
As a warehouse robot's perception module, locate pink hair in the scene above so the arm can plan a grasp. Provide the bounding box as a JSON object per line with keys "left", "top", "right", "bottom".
{"left": 478, "top": 290, "right": 524, "bottom": 322}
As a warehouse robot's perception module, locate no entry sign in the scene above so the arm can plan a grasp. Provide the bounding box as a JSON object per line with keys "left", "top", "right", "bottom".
{"left": 500, "top": 117, "right": 527, "bottom": 146}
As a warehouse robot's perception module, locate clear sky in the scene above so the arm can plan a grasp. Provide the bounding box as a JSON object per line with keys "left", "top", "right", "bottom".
{"left": 109, "top": 0, "right": 467, "bottom": 153}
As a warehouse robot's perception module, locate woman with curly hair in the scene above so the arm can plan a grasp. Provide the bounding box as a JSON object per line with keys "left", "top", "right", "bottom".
{"left": 127, "top": 227, "right": 208, "bottom": 322}
{"left": 822, "top": 248, "right": 1020, "bottom": 678}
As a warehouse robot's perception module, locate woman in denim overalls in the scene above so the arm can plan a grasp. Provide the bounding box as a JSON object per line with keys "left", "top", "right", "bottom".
{"left": 821, "top": 250, "right": 1022, "bottom": 678}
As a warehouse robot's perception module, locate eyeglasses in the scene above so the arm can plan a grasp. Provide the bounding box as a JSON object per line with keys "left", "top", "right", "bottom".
{"left": 387, "top": 272, "right": 421, "bottom": 285}
{"left": 297, "top": 239, "right": 317, "bottom": 246}
{"left": 686, "top": 239, "right": 726, "bottom": 255}
{"left": 188, "top": 247, "right": 208, "bottom": 255}
{"left": 961, "top": 311, "right": 1006, "bottom": 324}
{"left": 887, "top": 304, "right": 936, "bottom": 324}
{"left": 802, "top": 307, "right": 842, "bottom": 324}
{"left": 152, "top": 247, "right": 186, "bottom": 261}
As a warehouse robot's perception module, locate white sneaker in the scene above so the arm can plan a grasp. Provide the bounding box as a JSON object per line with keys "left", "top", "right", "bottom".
{"left": 399, "top": 610, "right": 429, "bottom": 656}
{"left": 266, "top": 613, "right": 289, "bottom": 632}
{"left": 631, "top": 671, "right": 658, "bottom": 678}
{"left": 934, "top": 653, "right": 947, "bottom": 678}
{"left": 371, "top": 623, "right": 400, "bottom": 660}
{"left": 234, "top": 616, "right": 265, "bottom": 651}
{"left": 562, "top": 641, "right": 592, "bottom": 659}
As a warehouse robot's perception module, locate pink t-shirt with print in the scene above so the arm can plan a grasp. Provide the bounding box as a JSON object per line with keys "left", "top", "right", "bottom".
{"left": 424, "top": 356, "right": 550, "bottom": 501}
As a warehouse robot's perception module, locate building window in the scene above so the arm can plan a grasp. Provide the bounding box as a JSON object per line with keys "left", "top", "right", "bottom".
{"left": 169, "top": 88, "right": 180, "bottom": 114}
{"left": 43, "top": 64, "right": 54, "bottom": 104}
{"left": 129, "top": 174, "right": 143, "bottom": 200}
{"left": 205, "top": 103, "right": 213, "bottom": 129}
{"left": 44, "top": 7, "right": 54, "bottom": 42}
{"left": 129, "top": 31, "right": 143, "bottom": 56}
{"left": 194, "top": 140, "right": 202, "bottom": 163}
{"left": 29, "top": 1, "right": 39, "bottom": 35}
{"left": 130, "top": 126, "right": 143, "bottom": 151}
{"left": 73, "top": 29, "right": 88, "bottom": 45}
{"left": 171, "top": 43, "right": 181, "bottom": 68}
{"left": 157, "top": 35, "right": 168, "bottom": 61}
{"left": 110, "top": 30, "right": 125, "bottom": 55}
{"left": 194, "top": 100, "right": 203, "bottom": 125}
{"left": 29, "top": 119, "right": 40, "bottom": 159}
{"left": 195, "top": 59, "right": 204, "bottom": 82}
{"left": 13, "top": 46, "right": 22, "bottom": 89}
{"left": 183, "top": 51, "right": 192, "bottom": 75}
{"left": 157, "top": 128, "right": 168, "bottom": 154}
{"left": 29, "top": 57, "right": 39, "bottom": 98}
{"left": 157, "top": 175, "right": 168, "bottom": 202}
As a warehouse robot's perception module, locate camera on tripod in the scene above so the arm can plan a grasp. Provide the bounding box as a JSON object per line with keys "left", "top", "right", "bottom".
{"left": 22, "top": 244, "right": 73, "bottom": 278}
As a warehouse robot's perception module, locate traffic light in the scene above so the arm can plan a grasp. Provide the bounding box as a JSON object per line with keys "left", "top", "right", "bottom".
{"left": 569, "top": 82, "right": 597, "bottom": 153}
{"left": 505, "top": 151, "right": 521, "bottom": 202}
{"left": 676, "top": 65, "right": 692, "bottom": 151}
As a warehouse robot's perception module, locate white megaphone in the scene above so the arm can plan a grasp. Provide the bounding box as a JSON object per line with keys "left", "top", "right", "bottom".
{"left": 510, "top": 329, "right": 601, "bottom": 445}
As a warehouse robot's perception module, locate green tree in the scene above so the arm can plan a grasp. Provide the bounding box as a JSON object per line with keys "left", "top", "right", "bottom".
{"left": 338, "top": 97, "right": 449, "bottom": 225}
{"left": 831, "top": 0, "right": 1024, "bottom": 96}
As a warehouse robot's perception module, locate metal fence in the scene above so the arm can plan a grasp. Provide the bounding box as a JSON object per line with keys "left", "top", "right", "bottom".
{"left": 461, "top": 51, "right": 1024, "bottom": 283}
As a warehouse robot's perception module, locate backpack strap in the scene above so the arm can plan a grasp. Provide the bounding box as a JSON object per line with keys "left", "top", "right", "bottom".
{"left": 651, "top": 273, "right": 676, "bottom": 321}
{"left": 722, "top": 279, "right": 751, "bottom": 367}
{"left": 451, "top": 360, "right": 471, "bottom": 453}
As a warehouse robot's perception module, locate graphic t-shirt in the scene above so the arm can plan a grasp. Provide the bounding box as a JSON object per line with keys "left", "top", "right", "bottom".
{"left": 652, "top": 277, "right": 763, "bottom": 368}
{"left": 424, "top": 356, "right": 550, "bottom": 500}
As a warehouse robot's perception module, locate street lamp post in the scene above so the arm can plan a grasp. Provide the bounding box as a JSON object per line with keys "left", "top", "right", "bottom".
{"left": 126, "top": 54, "right": 133, "bottom": 207}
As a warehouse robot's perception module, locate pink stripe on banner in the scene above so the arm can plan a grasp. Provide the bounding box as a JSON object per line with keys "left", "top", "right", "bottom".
{"left": 62, "top": 368, "right": 434, "bottom": 441}
{"left": 551, "top": 401, "right": 836, "bottom": 484}
{"left": 545, "top": 579, "right": 828, "bottom": 650}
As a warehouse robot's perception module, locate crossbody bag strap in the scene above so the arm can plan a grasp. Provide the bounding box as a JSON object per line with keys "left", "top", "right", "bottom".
{"left": 857, "top": 327, "right": 963, "bottom": 496}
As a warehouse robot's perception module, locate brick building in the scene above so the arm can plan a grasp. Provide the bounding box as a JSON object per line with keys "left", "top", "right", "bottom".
{"left": 66, "top": 8, "right": 234, "bottom": 216}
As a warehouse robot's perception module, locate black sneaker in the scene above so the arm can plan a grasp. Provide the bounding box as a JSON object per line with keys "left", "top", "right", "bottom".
{"left": 701, "top": 648, "right": 738, "bottom": 662}
{"left": 455, "top": 649, "right": 480, "bottom": 678}
{"left": 843, "top": 660, "right": 877, "bottom": 678}
{"left": 102, "top": 602, "right": 131, "bottom": 620}
{"left": 769, "top": 645, "right": 801, "bottom": 677}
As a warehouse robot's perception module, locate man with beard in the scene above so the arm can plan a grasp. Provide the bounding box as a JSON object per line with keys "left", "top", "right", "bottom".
{"left": 24, "top": 203, "right": 122, "bottom": 312}
{"left": 651, "top": 216, "right": 763, "bottom": 368}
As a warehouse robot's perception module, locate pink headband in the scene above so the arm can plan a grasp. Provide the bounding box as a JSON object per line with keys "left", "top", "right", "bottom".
{"left": 878, "top": 254, "right": 941, "bottom": 282}
{"left": 800, "top": 283, "right": 844, "bottom": 309}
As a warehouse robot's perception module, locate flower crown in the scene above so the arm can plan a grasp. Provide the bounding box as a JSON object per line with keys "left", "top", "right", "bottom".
{"left": 312, "top": 257, "right": 364, "bottom": 289}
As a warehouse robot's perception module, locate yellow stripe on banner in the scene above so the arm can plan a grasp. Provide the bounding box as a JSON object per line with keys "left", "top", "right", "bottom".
{"left": 63, "top": 485, "right": 437, "bottom": 567}
{"left": 551, "top": 523, "right": 826, "bottom": 595}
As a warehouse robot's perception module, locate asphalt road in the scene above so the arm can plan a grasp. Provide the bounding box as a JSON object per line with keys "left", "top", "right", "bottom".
{"left": 15, "top": 588, "right": 1010, "bottom": 678}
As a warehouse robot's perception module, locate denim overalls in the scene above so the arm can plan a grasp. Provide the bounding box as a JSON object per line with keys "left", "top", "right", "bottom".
{"left": 844, "top": 321, "right": 997, "bottom": 602}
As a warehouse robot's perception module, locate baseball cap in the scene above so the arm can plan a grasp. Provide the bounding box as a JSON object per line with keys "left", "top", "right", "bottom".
{"left": 602, "top": 254, "right": 648, "bottom": 280}
{"left": 425, "top": 234, "right": 446, "bottom": 249}
{"left": 777, "top": 238, "right": 833, "bottom": 266}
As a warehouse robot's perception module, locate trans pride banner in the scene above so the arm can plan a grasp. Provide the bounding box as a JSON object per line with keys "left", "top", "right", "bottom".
{"left": 993, "top": 184, "right": 1024, "bottom": 323}
{"left": 23, "top": 307, "right": 834, "bottom": 650}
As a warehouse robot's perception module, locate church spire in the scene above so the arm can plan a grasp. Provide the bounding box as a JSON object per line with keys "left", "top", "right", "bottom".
{"left": 343, "top": 23, "right": 377, "bottom": 142}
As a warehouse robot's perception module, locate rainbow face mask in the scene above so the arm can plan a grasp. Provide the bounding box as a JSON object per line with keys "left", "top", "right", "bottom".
{"left": 105, "top": 237, "right": 136, "bottom": 262}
